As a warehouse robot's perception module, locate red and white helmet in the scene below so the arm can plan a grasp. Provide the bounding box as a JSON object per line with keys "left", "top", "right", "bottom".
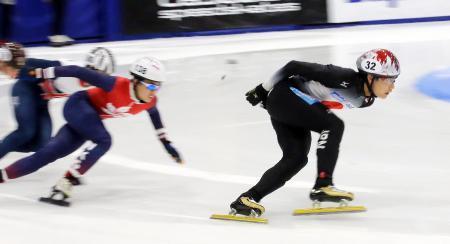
{"left": 356, "top": 49, "right": 400, "bottom": 78}
{"left": 129, "top": 57, "right": 166, "bottom": 82}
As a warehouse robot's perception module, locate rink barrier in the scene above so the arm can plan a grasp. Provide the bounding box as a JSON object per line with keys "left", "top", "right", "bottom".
{"left": 108, "top": 0, "right": 450, "bottom": 41}
{"left": 119, "top": 0, "right": 327, "bottom": 36}
{"left": 4, "top": 0, "right": 450, "bottom": 44}
{"left": 7, "top": 0, "right": 102, "bottom": 44}
{"left": 107, "top": 15, "right": 450, "bottom": 41}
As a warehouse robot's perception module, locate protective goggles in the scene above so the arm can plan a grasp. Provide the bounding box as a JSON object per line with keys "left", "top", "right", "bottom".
{"left": 140, "top": 80, "right": 161, "bottom": 91}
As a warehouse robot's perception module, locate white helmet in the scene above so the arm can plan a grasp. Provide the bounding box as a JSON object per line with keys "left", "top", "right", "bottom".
{"left": 129, "top": 57, "right": 166, "bottom": 82}
{"left": 85, "top": 47, "right": 116, "bottom": 74}
{"left": 0, "top": 42, "right": 26, "bottom": 68}
{"left": 356, "top": 49, "right": 400, "bottom": 78}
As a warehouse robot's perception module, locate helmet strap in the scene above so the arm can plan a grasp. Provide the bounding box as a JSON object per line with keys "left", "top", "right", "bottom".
{"left": 360, "top": 74, "right": 377, "bottom": 107}
{"left": 130, "top": 78, "right": 146, "bottom": 103}
{"left": 365, "top": 75, "right": 378, "bottom": 98}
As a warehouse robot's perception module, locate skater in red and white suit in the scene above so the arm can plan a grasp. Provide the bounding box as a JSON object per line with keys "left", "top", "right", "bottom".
{"left": 0, "top": 57, "right": 182, "bottom": 206}
{"left": 0, "top": 45, "right": 114, "bottom": 160}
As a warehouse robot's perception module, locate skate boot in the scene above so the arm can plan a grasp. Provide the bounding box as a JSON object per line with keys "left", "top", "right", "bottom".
{"left": 310, "top": 185, "right": 354, "bottom": 206}
{"left": 39, "top": 178, "right": 74, "bottom": 207}
{"left": 230, "top": 196, "right": 265, "bottom": 217}
{"left": 64, "top": 171, "right": 83, "bottom": 186}
{"left": 292, "top": 186, "right": 365, "bottom": 215}
{"left": 210, "top": 196, "right": 268, "bottom": 223}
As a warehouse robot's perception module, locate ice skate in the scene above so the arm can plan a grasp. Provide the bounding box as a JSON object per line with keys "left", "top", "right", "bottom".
{"left": 39, "top": 178, "right": 73, "bottom": 207}
{"left": 293, "top": 186, "right": 366, "bottom": 215}
{"left": 309, "top": 185, "right": 354, "bottom": 203}
{"left": 210, "top": 196, "right": 268, "bottom": 223}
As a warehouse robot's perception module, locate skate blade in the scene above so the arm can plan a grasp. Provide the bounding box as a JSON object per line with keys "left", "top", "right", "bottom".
{"left": 39, "top": 197, "right": 71, "bottom": 207}
{"left": 210, "top": 214, "right": 268, "bottom": 224}
{"left": 293, "top": 206, "right": 366, "bottom": 215}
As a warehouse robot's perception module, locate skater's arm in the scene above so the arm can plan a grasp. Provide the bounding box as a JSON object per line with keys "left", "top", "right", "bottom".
{"left": 262, "top": 61, "right": 358, "bottom": 90}
{"left": 32, "top": 65, "right": 115, "bottom": 91}
{"left": 148, "top": 106, "right": 164, "bottom": 131}
{"left": 246, "top": 61, "right": 358, "bottom": 107}
{"left": 147, "top": 107, "right": 183, "bottom": 164}
{"left": 246, "top": 61, "right": 335, "bottom": 106}
{"left": 25, "top": 58, "right": 62, "bottom": 69}
{"left": 20, "top": 58, "right": 62, "bottom": 84}
{"left": 54, "top": 66, "right": 115, "bottom": 91}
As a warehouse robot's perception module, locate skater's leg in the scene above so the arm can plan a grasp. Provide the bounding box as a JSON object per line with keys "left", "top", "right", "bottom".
{"left": 17, "top": 103, "right": 53, "bottom": 153}
{"left": 61, "top": 92, "right": 112, "bottom": 177}
{"left": 313, "top": 114, "right": 344, "bottom": 187}
{"left": 37, "top": 92, "right": 112, "bottom": 205}
{"left": 243, "top": 118, "right": 311, "bottom": 202}
{"left": 3, "top": 125, "right": 84, "bottom": 180}
{"left": 30, "top": 104, "right": 53, "bottom": 151}
{"left": 267, "top": 82, "right": 345, "bottom": 188}
{"left": 0, "top": 82, "right": 41, "bottom": 158}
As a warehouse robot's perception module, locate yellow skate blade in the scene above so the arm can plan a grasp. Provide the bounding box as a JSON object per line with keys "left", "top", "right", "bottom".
{"left": 210, "top": 214, "right": 268, "bottom": 224}
{"left": 293, "top": 206, "right": 367, "bottom": 215}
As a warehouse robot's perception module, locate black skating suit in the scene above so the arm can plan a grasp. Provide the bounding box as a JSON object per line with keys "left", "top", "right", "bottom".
{"left": 245, "top": 61, "right": 373, "bottom": 202}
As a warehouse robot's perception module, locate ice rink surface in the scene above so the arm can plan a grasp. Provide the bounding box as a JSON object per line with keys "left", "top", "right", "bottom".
{"left": 1, "top": 21, "right": 450, "bottom": 244}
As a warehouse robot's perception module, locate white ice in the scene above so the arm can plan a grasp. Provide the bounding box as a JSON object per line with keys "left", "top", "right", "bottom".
{"left": 1, "top": 21, "right": 450, "bottom": 244}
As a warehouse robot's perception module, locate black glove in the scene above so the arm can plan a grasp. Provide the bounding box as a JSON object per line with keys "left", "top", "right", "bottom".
{"left": 245, "top": 84, "right": 268, "bottom": 106}
{"left": 160, "top": 137, "right": 183, "bottom": 164}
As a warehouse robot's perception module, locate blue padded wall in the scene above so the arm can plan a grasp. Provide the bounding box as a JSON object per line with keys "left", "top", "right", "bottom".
{"left": 10, "top": 0, "right": 52, "bottom": 43}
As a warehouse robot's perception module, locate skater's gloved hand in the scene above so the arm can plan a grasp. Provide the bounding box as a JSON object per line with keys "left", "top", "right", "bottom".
{"left": 29, "top": 67, "right": 56, "bottom": 79}
{"left": 160, "top": 137, "right": 183, "bottom": 164}
{"left": 245, "top": 84, "right": 268, "bottom": 106}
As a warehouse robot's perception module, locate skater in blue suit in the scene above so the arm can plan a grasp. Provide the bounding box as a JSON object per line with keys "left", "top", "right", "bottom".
{"left": 0, "top": 42, "right": 115, "bottom": 159}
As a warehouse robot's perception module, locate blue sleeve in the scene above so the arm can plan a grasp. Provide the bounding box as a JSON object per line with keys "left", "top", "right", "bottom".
{"left": 54, "top": 65, "right": 115, "bottom": 92}
{"left": 18, "top": 58, "right": 62, "bottom": 85}
{"left": 25, "top": 58, "right": 61, "bottom": 69}
{"left": 147, "top": 107, "right": 164, "bottom": 130}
